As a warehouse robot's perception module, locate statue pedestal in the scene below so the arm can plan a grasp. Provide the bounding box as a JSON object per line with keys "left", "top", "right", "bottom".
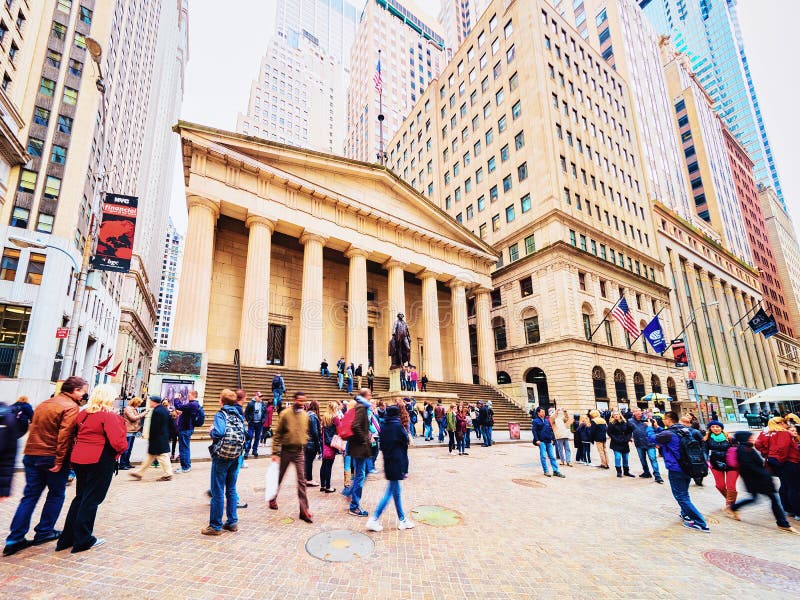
{"left": 389, "top": 368, "right": 402, "bottom": 392}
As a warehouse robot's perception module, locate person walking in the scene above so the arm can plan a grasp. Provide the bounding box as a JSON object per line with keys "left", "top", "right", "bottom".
{"left": 174, "top": 390, "right": 201, "bottom": 473}
{"left": 629, "top": 407, "right": 663, "bottom": 483}
{"left": 367, "top": 364, "right": 374, "bottom": 392}
{"left": 704, "top": 420, "right": 738, "bottom": 510}
{"left": 243, "top": 391, "right": 266, "bottom": 458}
{"left": 756, "top": 417, "right": 800, "bottom": 521}
{"left": 365, "top": 405, "right": 415, "bottom": 532}
{"left": 577, "top": 415, "right": 593, "bottom": 465}
{"left": 269, "top": 392, "right": 313, "bottom": 523}
{"left": 465, "top": 405, "right": 473, "bottom": 450}
{"left": 445, "top": 404, "right": 457, "bottom": 454}
{"left": 129, "top": 395, "right": 173, "bottom": 482}
{"left": 355, "top": 364, "right": 363, "bottom": 390}
{"left": 483, "top": 401, "right": 495, "bottom": 446}
{"left": 272, "top": 373, "right": 286, "bottom": 409}
{"left": 202, "top": 389, "right": 246, "bottom": 535}
{"left": 4, "top": 377, "right": 88, "bottom": 557}
{"left": 346, "top": 388, "right": 373, "bottom": 517}
{"left": 455, "top": 406, "right": 468, "bottom": 456}
{"left": 589, "top": 410, "right": 609, "bottom": 469}
{"left": 346, "top": 364, "right": 355, "bottom": 395}
{"left": 304, "top": 400, "right": 322, "bottom": 488}
{"left": 608, "top": 411, "right": 635, "bottom": 478}
{"left": 120, "top": 397, "right": 145, "bottom": 470}
{"left": 552, "top": 408, "right": 572, "bottom": 467}
{"left": 319, "top": 401, "right": 340, "bottom": 493}
{"left": 532, "top": 407, "right": 564, "bottom": 478}
{"left": 434, "top": 400, "right": 446, "bottom": 443}
{"left": 727, "top": 431, "right": 798, "bottom": 533}
{"left": 337, "top": 357, "right": 345, "bottom": 390}
{"left": 656, "top": 411, "right": 709, "bottom": 532}
{"left": 0, "top": 398, "right": 23, "bottom": 501}
{"left": 422, "top": 402, "right": 433, "bottom": 441}
{"left": 56, "top": 385, "right": 127, "bottom": 553}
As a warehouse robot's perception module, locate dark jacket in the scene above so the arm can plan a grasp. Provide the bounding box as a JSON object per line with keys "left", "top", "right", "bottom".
{"left": 0, "top": 402, "right": 19, "bottom": 497}
{"left": 10, "top": 401, "right": 33, "bottom": 437}
{"left": 148, "top": 404, "right": 172, "bottom": 455}
{"left": 174, "top": 398, "right": 199, "bottom": 431}
{"left": 379, "top": 407, "right": 409, "bottom": 480}
{"left": 590, "top": 419, "right": 607, "bottom": 443}
{"left": 423, "top": 406, "right": 433, "bottom": 425}
{"left": 244, "top": 399, "right": 267, "bottom": 426}
{"left": 306, "top": 412, "right": 321, "bottom": 454}
{"left": 736, "top": 443, "right": 776, "bottom": 494}
{"left": 531, "top": 416, "right": 555, "bottom": 443}
{"left": 628, "top": 416, "right": 655, "bottom": 449}
{"left": 578, "top": 423, "right": 592, "bottom": 443}
{"left": 348, "top": 402, "right": 373, "bottom": 459}
{"left": 655, "top": 425, "right": 702, "bottom": 473}
{"left": 607, "top": 420, "right": 633, "bottom": 453}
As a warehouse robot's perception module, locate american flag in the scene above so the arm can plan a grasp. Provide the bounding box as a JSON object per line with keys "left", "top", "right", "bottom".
{"left": 374, "top": 58, "right": 383, "bottom": 95}
{"left": 611, "top": 297, "right": 640, "bottom": 339}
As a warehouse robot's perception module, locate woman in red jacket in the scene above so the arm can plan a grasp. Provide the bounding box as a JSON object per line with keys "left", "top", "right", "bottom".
{"left": 755, "top": 417, "right": 800, "bottom": 520}
{"left": 56, "top": 384, "right": 127, "bottom": 553}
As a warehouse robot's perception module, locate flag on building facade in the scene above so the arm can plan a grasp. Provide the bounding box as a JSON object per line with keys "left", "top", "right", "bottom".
{"left": 642, "top": 315, "right": 667, "bottom": 354}
{"left": 611, "top": 297, "right": 640, "bottom": 339}
{"left": 373, "top": 57, "right": 383, "bottom": 94}
{"left": 94, "top": 353, "right": 113, "bottom": 372}
{"left": 106, "top": 361, "right": 123, "bottom": 377}
{"left": 760, "top": 316, "right": 778, "bottom": 339}
{"left": 747, "top": 307, "right": 771, "bottom": 334}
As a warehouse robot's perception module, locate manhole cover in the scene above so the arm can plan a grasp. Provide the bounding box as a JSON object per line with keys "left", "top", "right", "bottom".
{"left": 703, "top": 550, "right": 800, "bottom": 592}
{"left": 306, "top": 530, "right": 375, "bottom": 562}
{"left": 512, "top": 479, "right": 546, "bottom": 488}
{"left": 411, "top": 505, "right": 463, "bottom": 527}
{"left": 280, "top": 517, "right": 294, "bottom": 524}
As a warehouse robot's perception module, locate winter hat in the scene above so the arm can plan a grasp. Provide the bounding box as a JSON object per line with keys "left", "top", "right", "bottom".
{"left": 386, "top": 405, "right": 400, "bottom": 418}
{"left": 733, "top": 431, "right": 753, "bottom": 445}
{"left": 706, "top": 420, "right": 724, "bottom": 430}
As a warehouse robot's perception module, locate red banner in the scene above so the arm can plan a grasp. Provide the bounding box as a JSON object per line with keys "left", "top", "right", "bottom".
{"left": 93, "top": 193, "right": 138, "bottom": 273}
{"left": 672, "top": 339, "right": 688, "bottom": 368}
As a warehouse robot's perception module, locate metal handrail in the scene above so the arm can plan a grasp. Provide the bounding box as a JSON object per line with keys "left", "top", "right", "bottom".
{"left": 474, "top": 374, "right": 523, "bottom": 410}
{"left": 233, "top": 349, "right": 242, "bottom": 389}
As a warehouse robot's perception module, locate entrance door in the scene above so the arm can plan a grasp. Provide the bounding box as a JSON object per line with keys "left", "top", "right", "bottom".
{"left": 367, "top": 327, "right": 374, "bottom": 369}
{"left": 267, "top": 324, "right": 286, "bottom": 365}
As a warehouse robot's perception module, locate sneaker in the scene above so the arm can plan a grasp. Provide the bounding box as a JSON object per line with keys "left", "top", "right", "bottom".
{"left": 398, "top": 519, "right": 416, "bottom": 530}
{"left": 639, "top": 473, "right": 652, "bottom": 479}
{"left": 201, "top": 526, "right": 223, "bottom": 536}
{"left": 157, "top": 475, "right": 172, "bottom": 481}
{"left": 553, "top": 472, "right": 566, "bottom": 478}
{"left": 348, "top": 508, "right": 369, "bottom": 517}
{"left": 237, "top": 501, "right": 248, "bottom": 509}
{"left": 174, "top": 468, "right": 191, "bottom": 474}
{"left": 724, "top": 507, "right": 741, "bottom": 521}
{"left": 307, "top": 481, "right": 319, "bottom": 487}
{"left": 682, "top": 521, "right": 710, "bottom": 533}
{"left": 2, "top": 539, "right": 31, "bottom": 557}
{"left": 655, "top": 477, "right": 664, "bottom": 484}
{"left": 299, "top": 511, "right": 314, "bottom": 524}
{"left": 462, "top": 452, "right": 469, "bottom": 456}
{"left": 269, "top": 499, "right": 278, "bottom": 510}
{"left": 543, "top": 472, "right": 553, "bottom": 477}
{"left": 222, "top": 523, "right": 238, "bottom": 532}
{"left": 777, "top": 525, "right": 800, "bottom": 534}
{"left": 31, "top": 530, "right": 62, "bottom": 546}
{"left": 365, "top": 518, "right": 383, "bottom": 532}
{"left": 71, "top": 538, "right": 105, "bottom": 553}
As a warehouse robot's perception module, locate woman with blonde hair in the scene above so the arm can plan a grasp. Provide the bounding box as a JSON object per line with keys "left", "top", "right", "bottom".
{"left": 589, "top": 409, "right": 609, "bottom": 469}
{"left": 577, "top": 415, "right": 593, "bottom": 465}
{"left": 319, "top": 401, "right": 340, "bottom": 493}
{"left": 56, "top": 385, "right": 127, "bottom": 552}
{"left": 120, "top": 397, "right": 144, "bottom": 470}
{"left": 607, "top": 411, "right": 634, "bottom": 478}
{"left": 551, "top": 408, "right": 572, "bottom": 466}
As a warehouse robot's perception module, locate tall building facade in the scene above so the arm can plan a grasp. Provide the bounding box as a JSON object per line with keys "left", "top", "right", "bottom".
{"left": 438, "top": 0, "right": 492, "bottom": 52}
{"left": 153, "top": 218, "right": 182, "bottom": 350}
{"left": 345, "top": 0, "right": 445, "bottom": 163}
{"left": 390, "top": 0, "right": 688, "bottom": 414}
{"left": 639, "top": 0, "right": 785, "bottom": 208}
{"left": 236, "top": 0, "right": 357, "bottom": 154}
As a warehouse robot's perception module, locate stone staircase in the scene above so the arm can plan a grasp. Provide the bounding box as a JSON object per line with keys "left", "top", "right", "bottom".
{"left": 195, "top": 362, "right": 529, "bottom": 439}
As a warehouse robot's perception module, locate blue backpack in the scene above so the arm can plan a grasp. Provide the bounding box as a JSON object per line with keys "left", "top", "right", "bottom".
{"left": 193, "top": 406, "right": 206, "bottom": 428}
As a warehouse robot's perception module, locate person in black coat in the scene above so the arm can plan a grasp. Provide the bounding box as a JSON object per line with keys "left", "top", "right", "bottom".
{"left": 365, "top": 405, "right": 414, "bottom": 532}
{"left": 0, "top": 401, "right": 21, "bottom": 499}
{"left": 727, "top": 431, "right": 796, "bottom": 532}
{"left": 607, "top": 412, "right": 635, "bottom": 478}
{"left": 130, "top": 396, "right": 173, "bottom": 481}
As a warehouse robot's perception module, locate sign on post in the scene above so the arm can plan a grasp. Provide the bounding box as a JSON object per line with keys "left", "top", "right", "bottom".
{"left": 687, "top": 370, "right": 697, "bottom": 380}
{"left": 92, "top": 193, "right": 138, "bottom": 273}
{"left": 55, "top": 327, "right": 69, "bottom": 339}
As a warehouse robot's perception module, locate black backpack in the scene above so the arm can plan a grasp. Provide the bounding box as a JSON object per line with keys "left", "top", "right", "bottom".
{"left": 193, "top": 406, "right": 206, "bottom": 428}
{"left": 676, "top": 429, "right": 708, "bottom": 479}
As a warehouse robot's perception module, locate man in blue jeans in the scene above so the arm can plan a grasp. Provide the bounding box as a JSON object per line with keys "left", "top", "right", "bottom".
{"left": 243, "top": 391, "right": 266, "bottom": 457}
{"left": 655, "top": 411, "right": 709, "bottom": 532}
{"left": 629, "top": 408, "right": 664, "bottom": 483}
{"left": 272, "top": 373, "right": 286, "bottom": 408}
{"left": 4, "top": 376, "right": 87, "bottom": 557}
{"left": 531, "top": 407, "right": 565, "bottom": 478}
{"left": 174, "top": 390, "right": 200, "bottom": 474}
{"left": 347, "top": 389, "right": 374, "bottom": 517}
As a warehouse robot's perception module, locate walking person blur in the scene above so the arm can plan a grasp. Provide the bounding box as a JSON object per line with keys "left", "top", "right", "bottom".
{"left": 269, "top": 392, "right": 314, "bottom": 523}
{"left": 202, "top": 389, "right": 246, "bottom": 535}
{"left": 704, "top": 420, "right": 738, "bottom": 510}
{"left": 577, "top": 415, "right": 593, "bottom": 465}
{"left": 272, "top": 373, "right": 286, "bottom": 408}
{"left": 174, "top": 390, "right": 201, "bottom": 473}
{"left": 446, "top": 404, "right": 457, "bottom": 454}
{"left": 532, "top": 407, "right": 564, "bottom": 478}
{"left": 629, "top": 408, "right": 663, "bottom": 483}
{"left": 120, "top": 397, "right": 145, "bottom": 470}
{"left": 589, "top": 410, "right": 609, "bottom": 469}
{"left": 0, "top": 397, "right": 24, "bottom": 500}
{"left": 4, "top": 377, "right": 87, "bottom": 557}
{"left": 130, "top": 395, "right": 173, "bottom": 482}
{"left": 365, "top": 405, "right": 415, "bottom": 532}
{"left": 319, "top": 401, "right": 340, "bottom": 493}
{"left": 552, "top": 408, "right": 572, "bottom": 467}
{"left": 608, "top": 411, "right": 635, "bottom": 478}
{"left": 346, "top": 388, "right": 374, "bottom": 517}
{"left": 756, "top": 417, "right": 800, "bottom": 521}
{"left": 57, "top": 385, "right": 127, "bottom": 553}
{"left": 244, "top": 391, "right": 266, "bottom": 458}
{"left": 304, "top": 401, "right": 322, "bottom": 487}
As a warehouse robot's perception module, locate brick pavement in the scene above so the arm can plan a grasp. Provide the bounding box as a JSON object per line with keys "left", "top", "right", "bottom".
{"left": 0, "top": 440, "right": 796, "bottom": 599}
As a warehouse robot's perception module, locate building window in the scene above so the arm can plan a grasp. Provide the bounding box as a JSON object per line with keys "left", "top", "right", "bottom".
{"left": 43, "top": 176, "right": 61, "bottom": 199}
{"left": 512, "top": 101, "right": 521, "bottom": 120}
{"left": 488, "top": 156, "right": 496, "bottom": 172}
{"left": 0, "top": 248, "right": 19, "bottom": 280}
{"left": 46, "top": 49, "right": 62, "bottom": 68}
{"left": 569, "top": 229, "right": 576, "bottom": 246}
{"left": 26, "top": 138, "right": 44, "bottom": 158}
{"left": 0, "top": 304, "right": 33, "bottom": 377}
{"left": 62, "top": 87, "right": 78, "bottom": 105}
{"left": 491, "top": 214, "right": 500, "bottom": 231}
{"left": 35, "top": 213, "right": 54, "bottom": 234}
{"left": 9, "top": 207, "right": 29, "bottom": 228}
{"left": 79, "top": 5, "right": 93, "bottom": 24}
{"left": 33, "top": 107, "right": 50, "bottom": 126}
{"left": 18, "top": 169, "right": 37, "bottom": 193}
{"left": 509, "top": 243, "right": 519, "bottom": 262}
{"left": 68, "top": 59, "right": 83, "bottom": 76}
{"left": 517, "top": 162, "right": 528, "bottom": 181}
{"left": 493, "top": 317, "right": 507, "bottom": 351}
{"left": 501, "top": 144, "right": 510, "bottom": 162}
{"left": 39, "top": 77, "right": 56, "bottom": 96}
{"left": 503, "top": 175, "right": 512, "bottom": 192}
{"left": 495, "top": 88, "right": 504, "bottom": 105}
{"left": 579, "top": 235, "right": 587, "bottom": 251}
{"left": 498, "top": 115, "right": 507, "bottom": 133}
{"left": 505, "top": 205, "right": 515, "bottom": 223}
{"left": 479, "top": 223, "right": 487, "bottom": 239}
{"left": 524, "top": 316, "right": 540, "bottom": 344}
{"left": 578, "top": 272, "right": 586, "bottom": 291}
{"left": 599, "top": 280, "right": 607, "bottom": 298}
{"left": 57, "top": 0, "right": 73, "bottom": 12}
{"left": 515, "top": 131, "right": 525, "bottom": 150}
{"left": 509, "top": 71, "right": 519, "bottom": 91}
{"left": 583, "top": 313, "right": 592, "bottom": 340}
{"left": 25, "top": 254, "right": 46, "bottom": 284}
{"left": 524, "top": 234, "right": 535, "bottom": 255}
{"left": 74, "top": 33, "right": 87, "bottom": 50}
{"left": 57, "top": 115, "right": 73, "bottom": 134}
{"left": 520, "top": 276, "right": 533, "bottom": 297}
{"left": 520, "top": 193, "right": 531, "bottom": 213}
{"left": 52, "top": 22, "right": 67, "bottom": 40}
{"left": 604, "top": 321, "right": 613, "bottom": 346}
{"left": 491, "top": 288, "right": 502, "bottom": 307}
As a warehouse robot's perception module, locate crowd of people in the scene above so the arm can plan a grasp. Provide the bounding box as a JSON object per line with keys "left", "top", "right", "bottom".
{"left": 2, "top": 377, "right": 799, "bottom": 557}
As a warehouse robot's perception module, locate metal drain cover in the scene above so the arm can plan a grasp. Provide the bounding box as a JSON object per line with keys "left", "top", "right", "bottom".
{"left": 703, "top": 550, "right": 800, "bottom": 592}
{"left": 306, "top": 529, "right": 375, "bottom": 562}
{"left": 410, "top": 505, "right": 463, "bottom": 527}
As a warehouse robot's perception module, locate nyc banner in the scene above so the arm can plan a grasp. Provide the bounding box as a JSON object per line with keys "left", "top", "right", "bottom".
{"left": 92, "top": 193, "right": 138, "bottom": 273}
{"left": 672, "top": 339, "right": 688, "bottom": 367}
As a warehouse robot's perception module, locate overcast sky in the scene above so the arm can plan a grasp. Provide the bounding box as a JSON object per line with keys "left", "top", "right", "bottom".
{"left": 170, "top": 0, "right": 800, "bottom": 239}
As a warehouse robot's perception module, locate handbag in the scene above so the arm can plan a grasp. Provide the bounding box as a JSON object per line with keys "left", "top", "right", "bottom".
{"left": 264, "top": 461, "right": 279, "bottom": 502}
{"left": 330, "top": 434, "right": 347, "bottom": 452}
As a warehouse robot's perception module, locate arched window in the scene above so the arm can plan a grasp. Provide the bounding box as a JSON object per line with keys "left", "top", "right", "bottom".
{"left": 651, "top": 374, "right": 662, "bottom": 394}
{"left": 582, "top": 302, "right": 594, "bottom": 341}
{"left": 492, "top": 316, "right": 507, "bottom": 351}
{"left": 667, "top": 376, "right": 677, "bottom": 402}
{"left": 633, "top": 372, "right": 646, "bottom": 404}
{"left": 525, "top": 367, "right": 550, "bottom": 407}
{"left": 614, "top": 369, "right": 627, "bottom": 402}
{"left": 521, "top": 307, "right": 540, "bottom": 344}
{"left": 592, "top": 366, "right": 607, "bottom": 399}
{"left": 497, "top": 371, "right": 511, "bottom": 384}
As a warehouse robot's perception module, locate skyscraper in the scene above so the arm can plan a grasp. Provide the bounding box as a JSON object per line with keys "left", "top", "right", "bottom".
{"left": 153, "top": 218, "right": 183, "bottom": 350}
{"left": 345, "top": 0, "right": 445, "bottom": 163}
{"left": 438, "top": 0, "right": 492, "bottom": 52}
{"left": 639, "top": 0, "right": 785, "bottom": 209}
{"left": 276, "top": 0, "right": 359, "bottom": 68}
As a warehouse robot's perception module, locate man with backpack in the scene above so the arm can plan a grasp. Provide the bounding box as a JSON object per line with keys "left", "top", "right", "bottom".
{"left": 174, "top": 390, "right": 203, "bottom": 474}
{"left": 202, "top": 388, "right": 246, "bottom": 535}
{"left": 243, "top": 391, "right": 266, "bottom": 458}
{"left": 272, "top": 373, "right": 286, "bottom": 409}
{"left": 655, "top": 411, "right": 709, "bottom": 532}
{"left": 268, "top": 392, "right": 313, "bottom": 523}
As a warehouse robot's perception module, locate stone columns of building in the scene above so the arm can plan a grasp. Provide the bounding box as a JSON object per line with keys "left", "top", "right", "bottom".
{"left": 741, "top": 295, "right": 767, "bottom": 390}
{"left": 297, "top": 232, "right": 328, "bottom": 371}
{"left": 768, "top": 338, "right": 787, "bottom": 384}
{"left": 172, "top": 196, "right": 219, "bottom": 352}
{"left": 419, "top": 270, "right": 444, "bottom": 381}
{"left": 345, "top": 247, "right": 370, "bottom": 368}
{"left": 474, "top": 287, "right": 497, "bottom": 385}
{"left": 722, "top": 282, "right": 750, "bottom": 388}
{"left": 449, "top": 279, "right": 473, "bottom": 384}
{"left": 754, "top": 296, "right": 779, "bottom": 387}
{"left": 238, "top": 214, "right": 276, "bottom": 367}
{"left": 384, "top": 259, "right": 407, "bottom": 318}
{"left": 685, "top": 265, "right": 718, "bottom": 383}
{"left": 699, "top": 271, "right": 733, "bottom": 385}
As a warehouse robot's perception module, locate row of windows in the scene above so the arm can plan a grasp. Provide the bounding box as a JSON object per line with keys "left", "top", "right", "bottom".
{"left": 569, "top": 228, "right": 656, "bottom": 282}
{"left": 562, "top": 185, "right": 649, "bottom": 248}
{"left": 0, "top": 248, "right": 46, "bottom": 284}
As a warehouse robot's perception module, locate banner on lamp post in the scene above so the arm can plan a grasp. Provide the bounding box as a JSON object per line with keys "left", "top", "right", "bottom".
{"left": 92, "top": 193, "right": 138, "bottom": 273}
{"left": 672, "top": 339, "right": 688, "bottom": 367}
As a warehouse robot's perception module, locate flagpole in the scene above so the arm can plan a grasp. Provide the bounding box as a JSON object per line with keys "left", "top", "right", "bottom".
{"left": 663, "top": 313, "right": 695, "bottom": 352}
{"left": 377, "top": 49, "right": 385, "bottom": 166}
{"left": 588, "top": 296, "right": 622, "bottom": 341}
{"left": 728, "top": 299, "right": 761, "bottom": 333}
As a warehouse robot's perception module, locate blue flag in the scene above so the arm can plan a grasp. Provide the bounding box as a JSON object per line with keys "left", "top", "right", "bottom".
{"left": 761, "top": 317, "right": 778, "bottom": 339}
{"left": 643, "top": 315, "right": 667, "bottom": 354}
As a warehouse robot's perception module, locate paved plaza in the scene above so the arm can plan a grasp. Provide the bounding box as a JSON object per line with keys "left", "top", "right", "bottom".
{"left": 1, "top": 440, "right": 798, "bottom": 599}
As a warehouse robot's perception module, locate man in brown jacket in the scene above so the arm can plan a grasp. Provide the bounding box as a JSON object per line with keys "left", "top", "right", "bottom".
{"left": 3, "top": 376, "right": 88, "bottom": 556}
{"left": 268, "top": 391, "right": 313, "bottom": 523}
